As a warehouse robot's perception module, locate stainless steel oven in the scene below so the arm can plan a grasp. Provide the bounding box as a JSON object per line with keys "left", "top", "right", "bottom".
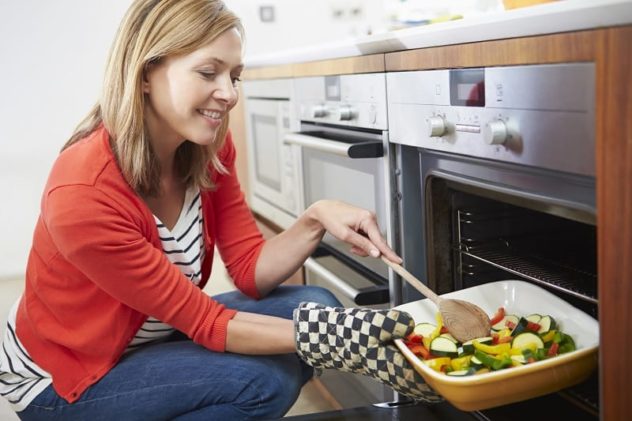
{"left": 243, "top": 78, "right": 301, "bottom": 229}
{"left": 287, "top": 73, "right": 397, "bottom": 407}
{"left": 388, "top": 63, "right": 600, "bottom": 419}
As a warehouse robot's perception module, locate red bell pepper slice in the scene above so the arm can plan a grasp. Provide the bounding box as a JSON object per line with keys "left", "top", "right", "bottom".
{"left": 489, "top": 307, "right": 505, "bottom": 326}
{"left": 548, "top": 342, "right": 560, "bottom": 357}
{"left": 526, "top": 321, "right": 542, "bottom": 332}
{"left": 406, "top": 333, "right": 424, "bottom": 344}
{"left": 408, "top": 344, "right": 432, "bottom": 360}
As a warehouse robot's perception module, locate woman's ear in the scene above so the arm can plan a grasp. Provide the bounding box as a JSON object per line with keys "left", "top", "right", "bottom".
{"left": 142, "top": 60, "right": 156, "bottom": 94}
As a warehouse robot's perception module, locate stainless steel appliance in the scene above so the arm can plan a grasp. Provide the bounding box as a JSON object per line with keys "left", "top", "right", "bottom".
{"left": 243, "top": 78, "right": 302, "bottom": 229}
{"left": 388, "top": 63, "right": 599, "bottom": 418}
{"left": 287, "top": 73, "right": 396, "bottom": 407}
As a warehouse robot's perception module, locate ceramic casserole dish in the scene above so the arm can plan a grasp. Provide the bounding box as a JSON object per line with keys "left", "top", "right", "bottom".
{"left": 394, "top": 280, "right": 599, "bottom": 411}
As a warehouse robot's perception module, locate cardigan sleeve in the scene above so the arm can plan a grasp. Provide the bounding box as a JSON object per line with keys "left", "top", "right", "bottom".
{"left": 210, "top": 131, "right": 265, "bottom": 299}
{"left": 44, "top": 182, "right": 236, "bottom": 352}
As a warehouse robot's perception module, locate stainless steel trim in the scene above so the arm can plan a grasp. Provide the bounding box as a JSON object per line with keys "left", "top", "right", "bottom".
{"left": 455, "top": 123, "right": 481, "bottom": 133}
{"left": 303, "top": 257, "right": 360, "bottom": 301}
{"left": 284, "top": 132, "right": 352, "bottom": 157}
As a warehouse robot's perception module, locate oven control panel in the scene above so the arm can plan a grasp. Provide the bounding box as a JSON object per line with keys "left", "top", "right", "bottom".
{"left": 294, "top": 73, "right": 388, "bottom": 131}
{"left": 387, "top": 63, "right": 595, "bottom": 176}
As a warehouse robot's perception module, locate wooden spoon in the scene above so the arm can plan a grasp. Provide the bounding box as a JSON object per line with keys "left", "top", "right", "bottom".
{"left": 381, "top": 256, "right": 491, "bottom": 343}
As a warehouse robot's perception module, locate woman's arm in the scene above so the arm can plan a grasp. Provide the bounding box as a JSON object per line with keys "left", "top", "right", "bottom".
{"left": 224, "top": 312, "right": 295, "bottom": 354}
{"left": 254, "top": 200, "right": 402, "bottom": 296}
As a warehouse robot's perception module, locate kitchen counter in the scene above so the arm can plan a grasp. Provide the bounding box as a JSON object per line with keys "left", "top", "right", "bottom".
{"left": 245, "top": 0, "right": 632, "bottom": 68}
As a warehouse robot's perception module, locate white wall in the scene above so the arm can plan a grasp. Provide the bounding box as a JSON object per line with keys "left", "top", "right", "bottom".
{"left": 224, "top": 0, "right": 387, "bottom": 57}
{"left": 0, "top": 0, "right": 387, "bottom": 280}
{"left": 0, "top": 1, "right": 132, "bottom": 279}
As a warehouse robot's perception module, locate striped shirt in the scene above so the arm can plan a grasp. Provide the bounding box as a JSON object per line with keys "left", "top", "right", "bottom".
{"left": 0, "top": 187, "right": 204, "bottom": 411}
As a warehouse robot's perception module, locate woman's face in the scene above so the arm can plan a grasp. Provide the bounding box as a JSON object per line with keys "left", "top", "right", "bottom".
{"left": 143, "top": 27, "right": 243, "bottom": 152}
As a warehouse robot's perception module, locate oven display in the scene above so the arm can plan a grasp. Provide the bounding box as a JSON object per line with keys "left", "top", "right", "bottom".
{"left": 450, "top": 68, "right": 485, "bottom": 107}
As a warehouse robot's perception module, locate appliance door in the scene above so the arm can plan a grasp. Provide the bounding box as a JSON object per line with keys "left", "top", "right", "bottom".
{"left": 304, "top": 254, "right": 393, "bottom": 408}
{"left": 284, "top": 124, "right": 390, "bottom": 283}
{"left": 397, "top": 145, "right": 599, "bottom": 419}
{"left": 246, "top": 99, "right": 299, "bottom": 217}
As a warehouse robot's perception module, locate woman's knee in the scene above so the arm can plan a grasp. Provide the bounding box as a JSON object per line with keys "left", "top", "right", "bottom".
{"left": 298, "top": 285, "right": 341, "bottom": 307}
{"left": 275, "top": 285, "right": 341, "bottom": 308}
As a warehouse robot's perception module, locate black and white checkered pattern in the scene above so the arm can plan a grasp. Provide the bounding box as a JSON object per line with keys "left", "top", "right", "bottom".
{"left": 294, "top": 302, "right": 442, "bottom": 403}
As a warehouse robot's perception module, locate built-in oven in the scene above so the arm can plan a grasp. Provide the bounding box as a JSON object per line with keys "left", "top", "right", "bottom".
{"left": 286, "top": 73, "right": 397, "bottom": 407}
{"left": 388, "top": 63, "right": 600, "bottom": 419}
{"left": 243, "top": 78, "right": 302, "bottom": 229}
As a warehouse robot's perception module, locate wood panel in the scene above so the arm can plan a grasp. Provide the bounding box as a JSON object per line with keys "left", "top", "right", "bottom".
{"left": 242, "top": 63, "right": 294, "bottom": 80}
{"left": 291, "top": 53, "right": 385, "bottom": 77}
{"left": 385, "top": 29, "right": 602, "bottom": 71}
{"left": 596, "top": 25, "right": 632, "bottom": 421}
{"left": 243, "top": 54, "right": 385, "bottom": 80}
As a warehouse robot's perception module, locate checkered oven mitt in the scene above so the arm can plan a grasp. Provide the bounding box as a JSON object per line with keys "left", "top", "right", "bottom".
{"left": 293, "top": 302, "right": 442, "bottom": 403}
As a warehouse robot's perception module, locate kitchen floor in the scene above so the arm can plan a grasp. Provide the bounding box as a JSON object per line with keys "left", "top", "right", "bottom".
{"left": 0, "top": 252, "right": 335, "bottom": 420}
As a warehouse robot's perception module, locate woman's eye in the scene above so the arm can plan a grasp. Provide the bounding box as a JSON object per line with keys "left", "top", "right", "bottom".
{"left": 198, "top": 71, "right": 215, "bottom": 79}
{"left": 231, "top": 77, "right": 242, "bottom": 86}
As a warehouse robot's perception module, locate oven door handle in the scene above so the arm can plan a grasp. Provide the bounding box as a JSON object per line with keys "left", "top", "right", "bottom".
{"left": 304, "top": 257, "right": 390, "bottom": 305}
{"left": 283, "top": 132, "right": 384, "bottom": 159}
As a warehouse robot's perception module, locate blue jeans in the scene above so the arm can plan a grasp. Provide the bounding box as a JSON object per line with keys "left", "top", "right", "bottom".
{"left": 18, "top": 285, "right": 341, "bottom": 421}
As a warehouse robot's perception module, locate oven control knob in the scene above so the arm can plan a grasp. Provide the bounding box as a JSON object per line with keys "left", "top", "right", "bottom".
{"left": 311, "top": 105, "right": 328, "bottom": 118}
{"left": 427, "top": 116, "right": 447, "bottom": 137}
{"left": 336, "top": 106, "right": 355, "bottom": 121}
{"left": 484, "top": 120, "right": 508, "bottom": 145}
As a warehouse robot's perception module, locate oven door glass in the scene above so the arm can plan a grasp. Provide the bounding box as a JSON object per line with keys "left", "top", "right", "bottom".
{"left": 299, "top": 133, "right": 388, "bottom": 280}
{"left": 247, "top": 99, "right": 291, "bottom": 207}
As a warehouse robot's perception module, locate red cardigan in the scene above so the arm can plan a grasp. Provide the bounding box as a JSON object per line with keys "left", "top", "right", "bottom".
{"left": 16, "top": 126, "right": 265, "bottom": 403}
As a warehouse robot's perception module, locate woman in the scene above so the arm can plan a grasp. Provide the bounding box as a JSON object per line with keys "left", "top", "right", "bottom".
{"left": 0, "top": 0, "right": 438, "bottom": 419}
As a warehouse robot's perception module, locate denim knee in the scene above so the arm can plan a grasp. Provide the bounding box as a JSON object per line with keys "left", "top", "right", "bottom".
{"left": 295, "top": 285, "right": 342, "bottom": 308}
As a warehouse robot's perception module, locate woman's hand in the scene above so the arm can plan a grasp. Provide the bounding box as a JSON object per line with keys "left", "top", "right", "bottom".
{"left": 293, "top": 302, "right": 443, "bottom": 402}
{"left": 307, "top": 200, "right": 402, "bottom": 263}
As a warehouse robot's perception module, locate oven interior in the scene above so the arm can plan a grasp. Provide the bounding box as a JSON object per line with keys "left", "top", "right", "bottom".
{"left": 425, "top": 177, "right": 599, "bottom": 419}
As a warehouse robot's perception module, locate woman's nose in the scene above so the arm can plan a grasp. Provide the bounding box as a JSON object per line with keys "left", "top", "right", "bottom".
{"left": 214, "top": 75, "right": 238, "bottom": 105}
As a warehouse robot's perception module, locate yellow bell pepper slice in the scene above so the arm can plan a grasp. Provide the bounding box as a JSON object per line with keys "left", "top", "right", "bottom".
{"left": 510, "top": 343, "right": 537, "bottom": 355}
{"left": 424, "top": 313, "right": 444, "bottom": 349}
{"left": 473, "top": 340, "right": 511, "bottom": 355}
{"left": 450, "top": 355, "right": 472, "bottom": 371}
{"left": 424, "top": 357, "right": 451, "bottom": 372}
{"left": 541, "top": 330, "right": 557, "bottom": 343}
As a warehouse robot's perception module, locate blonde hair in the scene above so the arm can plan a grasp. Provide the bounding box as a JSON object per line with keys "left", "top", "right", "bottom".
{"left": 63, "top": 0, "right": 243, "bottom": 196}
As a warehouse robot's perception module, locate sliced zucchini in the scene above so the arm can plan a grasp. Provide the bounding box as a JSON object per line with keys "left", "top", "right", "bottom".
{"left": 510, "top": 317, "right": 531, "bottom": 336}
{"left": 413, "top": 322, "right": 437, "bottom": 338}
{"left": 439, "top": 333, "right": 459, "bottom": 344}
{"left": 469, "top": 355, "right": 484, "bottom": 369}
{"left": 492, "top": 314, "right": 519, "bottom": 331}
{"left": 462, "top": 336, "right": 493, "bottom": 354}
{"left": 447, "top": 369, "right": 475, "bottom": 377}
{"left": 512, "top": 332, "right": 545, "bottom": 350}
{"left": 526, "top": 314, "right": 542, "bottom": 324}
{"left": 430, "top": 336, "right": 459, "bottom": 358}
{"left": 537, "top": 315, "right": 557, "bottom": 334}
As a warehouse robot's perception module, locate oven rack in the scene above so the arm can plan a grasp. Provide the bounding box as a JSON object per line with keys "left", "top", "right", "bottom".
{"left": 459, "top": 241, "right": 597, "bottom": 304}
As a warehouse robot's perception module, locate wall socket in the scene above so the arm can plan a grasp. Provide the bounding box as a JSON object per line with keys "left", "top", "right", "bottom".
{"left": 259, "top": 5, "right": 275, "bottom": 23}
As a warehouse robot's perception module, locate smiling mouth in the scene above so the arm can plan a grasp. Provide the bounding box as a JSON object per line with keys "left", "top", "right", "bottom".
{"left": 198, "top": 109, "right": 223, "bottom": 120}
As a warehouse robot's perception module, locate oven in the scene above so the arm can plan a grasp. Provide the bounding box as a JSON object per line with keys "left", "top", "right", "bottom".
{"left": 243, "top": 78, "right": 302, "bottom": 229}
{"left": 387, "top": 63, "right": 600, "bottom": 419}
{"left": 286, "top": 73, "right": 397, "bottom": 407}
